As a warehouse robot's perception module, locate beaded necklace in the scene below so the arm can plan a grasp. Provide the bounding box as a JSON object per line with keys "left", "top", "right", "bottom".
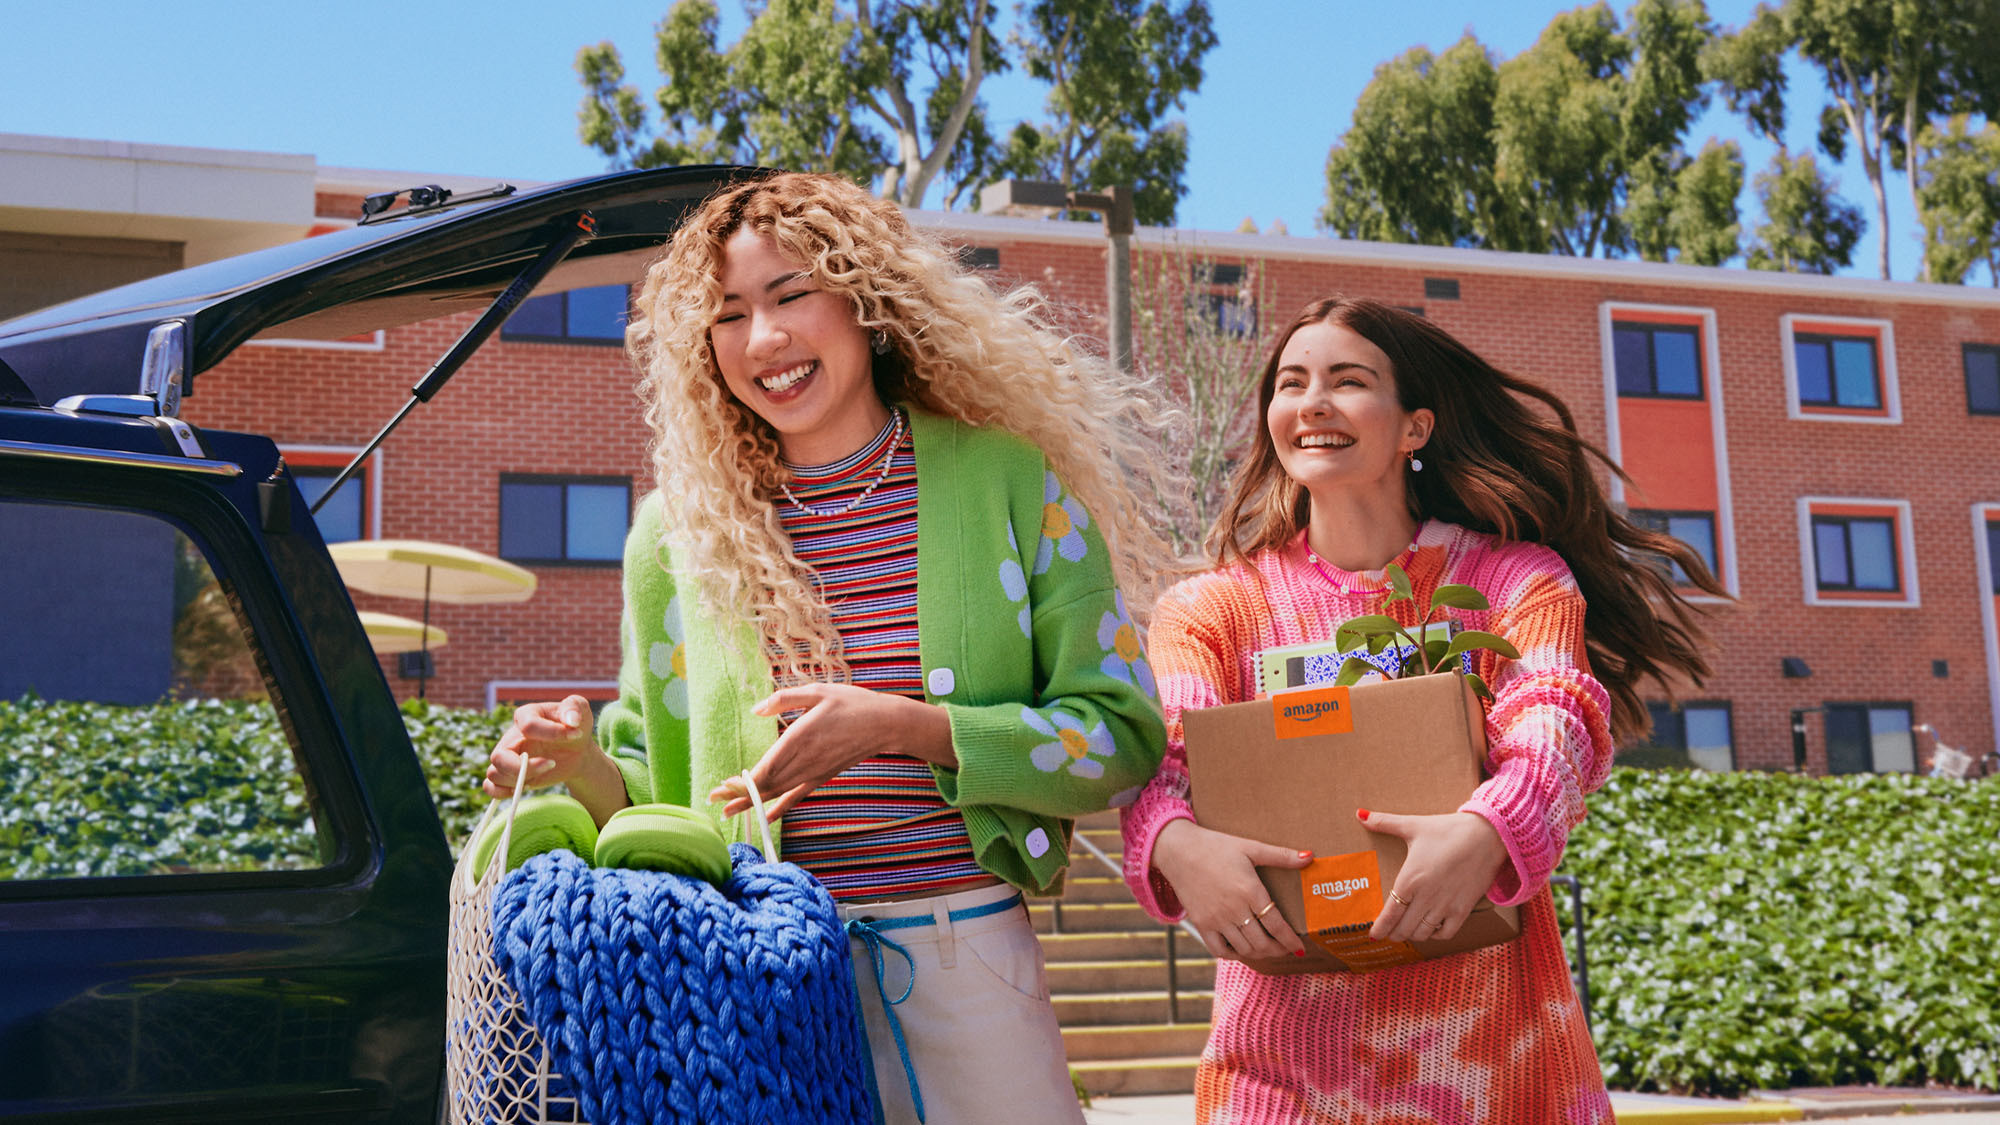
{"left": 778, "top": 408, "right": 906, "bottom": 518}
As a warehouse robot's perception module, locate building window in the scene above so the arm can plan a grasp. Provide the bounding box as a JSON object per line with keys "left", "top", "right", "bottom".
{"left": 283, "top": 447, "right": 376, "bottom": 543}
{"left": 1781, "top": 315, "right": 1898, "bottom": 422}
{"left": 1965, "top": 343, "right": 2000, "bottom": 415}
{"left": 1422, "top": 277, "right": 1460, "bottom": 300}
{"left": 1989, "top": 519, "right": 2000, "bottom": 595}
{"left": 1630, "top": 509, "right": 1717, "bottom": 584}
{"left": 1824, "top": 702, "right": 1915, "bottom": 774}
{"left": 955, "top": 246, "right": 1000, "bottom": 271}
{"left": 1628, "top": 701, "right": 1734, "bottom": 771}
{"left": 1613, "top": 321, "right": 1704, "bottom": 399}
{"left": 501, "top": 284, "right": 630, "bottom": 345}
{"left": 1799, "top": 498, "right": 1915, "bottom": 606}
{"left": 1204, "top": 293, "right": 1257, "bottom": 336}
{"left": 498, "top": 475, "right": 631, "bottom": 564}
{"left": 1794, "top": 332, "right": 1880, "bottom": 409}
{"left": 1812, "top": 514, "right": 1899, "bottom": 592}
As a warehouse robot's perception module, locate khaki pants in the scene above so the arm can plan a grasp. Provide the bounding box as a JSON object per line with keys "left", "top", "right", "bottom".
{"left": 840, "top": 882, "right": 1084, "bottom": 1125}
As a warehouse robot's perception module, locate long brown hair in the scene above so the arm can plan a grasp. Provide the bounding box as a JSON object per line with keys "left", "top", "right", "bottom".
{"left": 1211, "top": 296, "right": 1726, "bottom": 743}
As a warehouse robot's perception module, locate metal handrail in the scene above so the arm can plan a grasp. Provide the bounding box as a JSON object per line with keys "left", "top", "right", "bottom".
{"left": 1066, "top": 828, "right": 1204, "bottom": 1024}
{"left": 1549, "top": 873, "right": 1593, "bottom": 1032}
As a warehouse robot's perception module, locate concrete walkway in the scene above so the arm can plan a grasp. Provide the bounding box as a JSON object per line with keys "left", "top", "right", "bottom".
{"left": 1081, "top": 1088, "right": 2000, "bottom": 1124}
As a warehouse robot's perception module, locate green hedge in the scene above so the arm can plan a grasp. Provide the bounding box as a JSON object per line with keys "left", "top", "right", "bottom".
{"left": 4, "top": 697, "right": 1997, "bottom": 1095}
{"left": 0, "top": 697, "right": 507, "bottom": 879}
{"left": 1563, "top": 767, "right": 2000, "bottom": 1095}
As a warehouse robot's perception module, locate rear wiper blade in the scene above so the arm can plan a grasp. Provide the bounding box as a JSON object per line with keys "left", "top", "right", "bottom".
{"left": 311, "top": 211, "right": 598, "bottom": 514}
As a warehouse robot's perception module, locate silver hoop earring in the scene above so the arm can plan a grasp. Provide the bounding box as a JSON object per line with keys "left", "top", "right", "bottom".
{"left": 870, "top": 329, "right": 892, "bottom": 356}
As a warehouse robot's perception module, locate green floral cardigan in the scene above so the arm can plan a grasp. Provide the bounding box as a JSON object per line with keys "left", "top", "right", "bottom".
{"left": 596, "top": 409, "right": 1166, "bottom": 895}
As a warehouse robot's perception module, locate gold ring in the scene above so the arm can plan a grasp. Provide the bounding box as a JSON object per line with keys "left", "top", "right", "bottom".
{"left": 1421, "top": 917, "right": 1443, "bottom": 931}
{"left": 1256, "top": 901, "right": 1279, "bottom": 918}
{"left": 1388, "top": 889, "right": 1411, "bottom": 907}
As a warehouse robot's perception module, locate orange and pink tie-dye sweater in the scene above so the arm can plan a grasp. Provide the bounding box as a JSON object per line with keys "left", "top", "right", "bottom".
{"left": 1121, "top": 521, "right": 1615, "bottom": 1124}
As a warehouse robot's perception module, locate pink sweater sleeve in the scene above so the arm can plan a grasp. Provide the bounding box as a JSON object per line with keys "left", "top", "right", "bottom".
{"left": 1456, "top": 554, "right": 1614, "bottom": 907}
{"left": 1119, "top": 578, "right": 1239, "bottom": 922}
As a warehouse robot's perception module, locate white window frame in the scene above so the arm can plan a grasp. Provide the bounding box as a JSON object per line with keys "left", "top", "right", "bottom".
{"left": 1598, "top": 302, "right": 1738, "bottom": 600}
{"left": 1797, "top": 496, "right": 1918, "bottom": 608}
{"left": 485, "top": 680, "right": 620, "bottom": 713}
{"left": 1975, "top": 503, "right": 2000, "bottom": 767}
{"left": 1780, "top": 313, "right": 1900, "bottom": 424}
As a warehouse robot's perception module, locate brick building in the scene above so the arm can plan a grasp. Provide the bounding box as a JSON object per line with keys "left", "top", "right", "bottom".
{"left": 7, "top": 133, "right": 1999, "bottom": 774}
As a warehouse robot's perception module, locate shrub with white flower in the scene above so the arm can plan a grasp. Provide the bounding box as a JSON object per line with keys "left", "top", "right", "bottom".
{"left": 1096, "top": 592, "right": 1156, "bottom": 698}
{"left": 647, "top": 594, "right": 691, "bottom": 719}
{"left": 1023, "top": 707, "right": 1116, "bottom": 779}
{"left": 1033, "top": 471, "right": 1090, "bottom": 575}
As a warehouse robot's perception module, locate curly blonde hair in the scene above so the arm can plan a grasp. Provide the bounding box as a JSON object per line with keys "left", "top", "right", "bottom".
{"left": 628, "top": 171, "right": 1186, "bottom": 684}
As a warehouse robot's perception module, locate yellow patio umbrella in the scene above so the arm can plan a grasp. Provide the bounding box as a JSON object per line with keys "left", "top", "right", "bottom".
{"left": 357, "top": 611, "right": 448, "bottom": 655}
{"left": 329, "top": 539, "right": 536, "bottom": 697}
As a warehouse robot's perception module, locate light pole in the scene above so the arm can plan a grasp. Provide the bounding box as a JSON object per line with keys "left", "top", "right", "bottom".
{"left": 978, "top": 179, "right": 1136, "bottom": 373}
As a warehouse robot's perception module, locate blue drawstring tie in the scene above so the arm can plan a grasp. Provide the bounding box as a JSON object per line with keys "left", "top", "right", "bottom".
{"left": 842, "top": 892, "right": 1024, "bottom": 1125}
{"left": 845, "top": 917, "right": 925, "bottom": 1122}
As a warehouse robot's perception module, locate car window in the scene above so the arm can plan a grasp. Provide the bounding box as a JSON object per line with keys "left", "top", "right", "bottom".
{"left": 0, "top": 499, "right": 332, "bottom": 882}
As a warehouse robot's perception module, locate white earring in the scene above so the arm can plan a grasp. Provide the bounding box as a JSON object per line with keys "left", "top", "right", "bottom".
{"left": 1407, "top": 450, "right": 1424, "bottom": 473}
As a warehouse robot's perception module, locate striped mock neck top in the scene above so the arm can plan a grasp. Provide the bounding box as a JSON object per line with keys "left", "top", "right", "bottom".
{"left": 772, "top": 410, "right": 988, "bottom": 901}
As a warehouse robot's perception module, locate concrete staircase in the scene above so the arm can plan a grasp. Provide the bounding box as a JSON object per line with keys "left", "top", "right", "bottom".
{"left": 1031, "top": 810, "right": 1211, "bottom": 1097}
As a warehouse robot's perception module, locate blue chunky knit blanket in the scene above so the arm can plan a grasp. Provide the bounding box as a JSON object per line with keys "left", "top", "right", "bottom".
{"left": 492, "top": 844, "right": 874, "bottom": 1125}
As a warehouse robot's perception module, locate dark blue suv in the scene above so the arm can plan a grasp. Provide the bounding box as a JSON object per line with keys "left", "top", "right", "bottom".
{"left": 0, "top": 165, "right": 743, "bottom": 1123}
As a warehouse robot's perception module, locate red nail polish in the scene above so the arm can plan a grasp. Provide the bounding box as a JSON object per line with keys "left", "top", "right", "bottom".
{"left": 1294, "top": 950, "right": 1305, "bottom": 957}
{"left": 1357, "top": 808, "right": 1371, "bottom": 821}
{"left": 1298, "top": 850, "right": 1313, "bottom": 861}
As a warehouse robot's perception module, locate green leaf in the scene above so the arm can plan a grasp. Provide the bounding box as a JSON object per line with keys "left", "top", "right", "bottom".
{"left": 1385, "top": 562, "right": 1413, "bottom": 601}
{"left": 1441, "top": 629, "right": 1520, "bottom": 661}
{"left": 1430, "top": 583, "right": 1490, "bottom": 611}
{"left": 1464, "top": 671, "right": 1493, "bottom": 700}
{"left": 1334, "top": 656, "right": 1377, "bottom": 686}
{"left": 1335, "top": 614, "right": 1403, "bottom": 648}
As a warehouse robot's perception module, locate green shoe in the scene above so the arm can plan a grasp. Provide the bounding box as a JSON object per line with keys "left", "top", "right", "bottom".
{"left": 594, "top": 803, "right": 734, "bottom": 884}
{"left": 470, "top": 792, "right": 600, "bottom": 879}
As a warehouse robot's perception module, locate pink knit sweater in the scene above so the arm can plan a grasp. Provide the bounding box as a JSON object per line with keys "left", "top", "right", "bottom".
{"left": 1121, "top": 522, "right": 1614, "bottom": 1124}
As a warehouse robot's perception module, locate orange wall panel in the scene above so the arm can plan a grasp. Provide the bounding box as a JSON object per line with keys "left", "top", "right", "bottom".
{"left": 1616, "top": 397, "right": 1718, "bottom": 512}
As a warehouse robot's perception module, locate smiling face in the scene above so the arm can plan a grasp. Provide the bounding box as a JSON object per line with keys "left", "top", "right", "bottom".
{"left": 709, "top": 226, "right": 888, "bottom": 464}
{"left": 1266, "top": 320, "right": 1433, "bottom": 503}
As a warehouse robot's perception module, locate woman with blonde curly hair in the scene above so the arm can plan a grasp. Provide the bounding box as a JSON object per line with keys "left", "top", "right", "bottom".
{"left": 484, "top": 171, "right": 1176, "bottom": 1123}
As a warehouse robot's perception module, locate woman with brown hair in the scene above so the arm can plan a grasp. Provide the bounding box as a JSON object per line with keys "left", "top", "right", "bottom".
{"left": 1120, "top": 296, "right": 1724, "bottom": 1123}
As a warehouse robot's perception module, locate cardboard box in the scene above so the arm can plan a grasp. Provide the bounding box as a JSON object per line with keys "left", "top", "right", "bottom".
{"left": 1184, "top": 672, "right": 1520, "bottom": 975}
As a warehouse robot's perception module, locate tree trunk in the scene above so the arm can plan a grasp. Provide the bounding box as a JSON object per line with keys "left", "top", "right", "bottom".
{"left": 1904, "top": 85, "right": 1928, "bottom": 282}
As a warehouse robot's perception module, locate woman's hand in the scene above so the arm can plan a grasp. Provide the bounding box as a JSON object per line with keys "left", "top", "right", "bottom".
{"left": 1150, "top": 819, "right": 1313, "bottom": 962}
{"left": 1360, "top": 809, "right": 1509, "bottom": 943}
{"left": 709, "top": 683, "right": 953, "bottom": 820}
{"left": 483, "top": 695, "right": 630, "bottom": 825}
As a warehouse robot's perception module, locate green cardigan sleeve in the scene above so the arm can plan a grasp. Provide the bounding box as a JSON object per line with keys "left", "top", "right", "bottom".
{"left": 594, "top": 493, "right": 694, "bottom": 810}
{"left": 920, "top": 423, "right": 1166, "bottom": 822}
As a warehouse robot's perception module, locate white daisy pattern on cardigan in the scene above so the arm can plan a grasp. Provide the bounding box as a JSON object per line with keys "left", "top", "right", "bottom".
{"left": 646, "top": 594, "right": 691, "bottom": 719}
{"left": 1024, "top": 707, "right": 1116, "bottom": 779}
{"left": 998, "top": 523, "right": 1033, "bottom": 637}
{"left": 1033, "top": 471, "right": 1091, "bottom": 575}
{"left": 1096, "top": 592, "right": 1157, "bottom": 699}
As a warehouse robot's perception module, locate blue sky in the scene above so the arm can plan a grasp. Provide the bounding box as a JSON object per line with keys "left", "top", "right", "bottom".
{"left": 0, "top": 0, "right": 1935, "bottom": 281}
